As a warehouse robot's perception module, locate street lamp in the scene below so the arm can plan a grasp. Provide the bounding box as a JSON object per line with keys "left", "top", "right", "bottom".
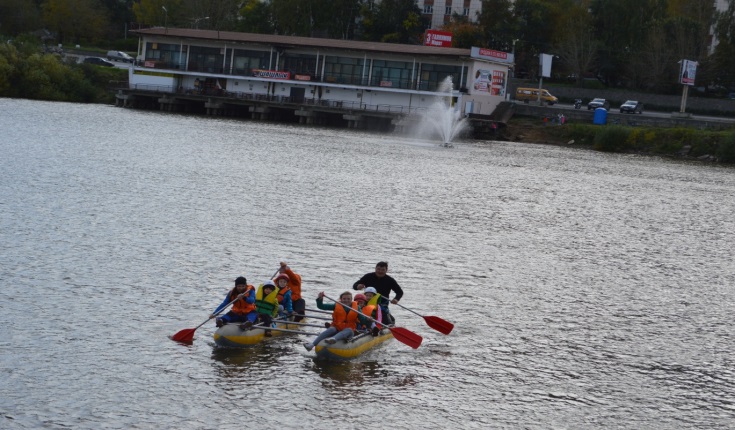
{"left": 192, "top": 16, "right": 209, "bottom": 29}
{"left": 162, "top": 6, "right": 168, "bottom": 31}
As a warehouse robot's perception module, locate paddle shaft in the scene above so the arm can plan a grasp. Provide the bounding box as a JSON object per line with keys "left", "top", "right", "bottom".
{"left": 304, "top": 307, "right": 333, "bottom": 315}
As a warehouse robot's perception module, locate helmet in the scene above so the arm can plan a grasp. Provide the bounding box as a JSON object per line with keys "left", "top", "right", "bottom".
{"left": 274, "top": 273, "right": 290, "bottom": 283}
{"left": 263, "top": 280, "right": 276, "bottom": 289}
{"left": 354, "top": 294, "right": 367, "bottom": 303}
{"left": 235, "top": 276, "right": 248, "bottom": 286}
{"left": 364, "top": 287, "right": 377, "bottom": 295}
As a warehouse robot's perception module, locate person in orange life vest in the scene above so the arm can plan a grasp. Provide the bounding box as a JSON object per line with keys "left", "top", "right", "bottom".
{"left": 360, "top": 289, "right": 383, "bottom": 336}
{"left": 302, "top": 291, "right": 373, "bottom": 351}
{"left": 210, "top": 276, "right": 256, "bottom": 327}
{"left": 354, "top": 293, "right": 370, "bottom": 332}
{"left": 353, "top": 261, "right": 402, "bottom": 324}
{"left": 253, "top": 280, "right": 280, "bottom": 336}
{"left": 279, "top": 262, "right": 305, "bottom": 321}
{"left": 274, "top": 273, "right": 293, "bottom": 318}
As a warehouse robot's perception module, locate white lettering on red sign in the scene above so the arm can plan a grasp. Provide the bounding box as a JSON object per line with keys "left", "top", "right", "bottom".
{"left": 478, "top": 49, "right": 508, "bottom": 60}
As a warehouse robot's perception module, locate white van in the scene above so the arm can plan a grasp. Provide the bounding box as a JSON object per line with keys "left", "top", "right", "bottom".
{"left": 106, "top": 50, "right": 134, "bottom": 63}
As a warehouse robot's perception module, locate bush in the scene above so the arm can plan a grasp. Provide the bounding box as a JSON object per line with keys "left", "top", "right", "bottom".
{"left": 594, "top": 125, "right": 631, "bottom": 152}
{"left": 716, "top": 133, "right": 735, "bottom": 163}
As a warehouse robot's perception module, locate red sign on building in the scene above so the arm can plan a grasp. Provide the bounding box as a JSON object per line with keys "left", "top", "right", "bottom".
{"left": 424, "top": 30, "right": 453, "bottom": 48}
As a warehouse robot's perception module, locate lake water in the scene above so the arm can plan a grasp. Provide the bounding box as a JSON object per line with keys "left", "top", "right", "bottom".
{"left": 1, "top": 98, "right": 734, "bottom": 429}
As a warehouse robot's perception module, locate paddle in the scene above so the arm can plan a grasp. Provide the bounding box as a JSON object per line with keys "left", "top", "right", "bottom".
{"left": 171, "top": 295, "right": 239, "bottom": 343}
{"left": 393, "top": 302, "right": 454, "bottom": 335}
{"left": 323, "top": 295, "right": 422, "bottom": 349}
{"left": 171, "top": 269, "right": 279, "bottom": 343}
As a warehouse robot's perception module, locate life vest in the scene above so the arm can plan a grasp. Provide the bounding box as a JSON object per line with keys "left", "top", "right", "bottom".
{"left": 255, "top": 284, "right": 280, "bottom": 316}
{"left": 229, "top": 286, "right": 255, "bottom": 315}
{"left": 362, "top": 305, "right": 377, "bottom": 319}
{"left": 332, "top": 301, "right": 358, "bottom": 332}
{"left": 277, "top": 285, "right": 291, "bottom": 304}
{"left": 283, "top": 268, "right": 302, "bottom": 301}
{"left": 366, "top": 293, "right": 382, "bottom": 307}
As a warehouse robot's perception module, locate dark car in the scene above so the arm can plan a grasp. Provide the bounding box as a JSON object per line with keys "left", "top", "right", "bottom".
{"left": 83, "top": 57, "right": 115, "bottom": 67}
{"left": 620, "top": 100, "right": 643, "bottom": 114}
{"left": 587, "top": 98, "right": 610, "bottom": 110}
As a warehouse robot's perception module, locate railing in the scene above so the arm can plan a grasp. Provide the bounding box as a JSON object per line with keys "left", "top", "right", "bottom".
{"left": 136, "top": 61, "right": 452, "bottom": 92}
{"left": 123, "top": 84, "right": 431, "bottom": 115}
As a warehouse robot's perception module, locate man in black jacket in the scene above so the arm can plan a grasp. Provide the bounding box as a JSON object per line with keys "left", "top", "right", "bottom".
{"left": 353, "top": 262, "right": 403, "bottom": 324}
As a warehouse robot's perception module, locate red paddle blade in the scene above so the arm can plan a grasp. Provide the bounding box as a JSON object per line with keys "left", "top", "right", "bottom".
{"left": 389, "top": 327, "right": 422, "bottom": 349}
{"left": 171, "top": 328, "right": 196, "bottom": 342}
{"left": 425, "top": 316, "right": 454, "bottom": 335}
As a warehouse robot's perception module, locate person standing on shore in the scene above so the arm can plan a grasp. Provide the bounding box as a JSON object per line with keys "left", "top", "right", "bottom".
{"left": 353, "top": 261, "right": 403, "bottom": 324}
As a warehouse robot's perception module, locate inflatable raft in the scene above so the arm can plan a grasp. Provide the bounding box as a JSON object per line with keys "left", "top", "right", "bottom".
{"left": 314, "top": 328, "right": 394, "bottom": 360}
{"left": 213, "top": 318, "right": 306, "bottom": 348}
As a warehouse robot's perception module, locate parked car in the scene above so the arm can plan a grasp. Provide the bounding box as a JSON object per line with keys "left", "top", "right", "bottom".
{"left": 83, "top": 57, "right": 115, "bottom": 67}
{"left": 620, "top": 100, "right": 644, "bottom": 114}
{"left": 106, "top": 50, "right": 134, "bottom": 63}
{"left": 587, "top": 98, "right": 610, "bottom": 110}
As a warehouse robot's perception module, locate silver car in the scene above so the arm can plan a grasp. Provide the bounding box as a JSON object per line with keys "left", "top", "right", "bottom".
{"left": 620, "top": 100, "right": 643, "bottom": 114}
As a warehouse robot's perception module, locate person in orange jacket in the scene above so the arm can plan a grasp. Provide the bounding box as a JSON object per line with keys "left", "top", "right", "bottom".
{"left": 209, "top": 276, "right": 256, "bottom": 327}
{"left": 279, "top": 261, "right": 305, "bottom": 321}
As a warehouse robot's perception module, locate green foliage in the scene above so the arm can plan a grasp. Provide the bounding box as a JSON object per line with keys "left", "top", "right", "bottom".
{"left": 689, "top": 134, "right": 718, "bottom": 158}
{"left": 0, "top": 41, "right": 122, "bottom": 103}
{"left": 593, "top": 125, "right": 631, "bottom": 152}
{"left": 716, "top": 132, "right": 735, "bottom": 163}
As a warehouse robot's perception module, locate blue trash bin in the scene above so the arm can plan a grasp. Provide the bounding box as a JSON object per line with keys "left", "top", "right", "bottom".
{"left": 593, "top": 107, "right": 608, "bottom": 125}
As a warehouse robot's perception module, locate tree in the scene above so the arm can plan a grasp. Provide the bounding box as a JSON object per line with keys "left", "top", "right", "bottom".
{"left": 0, "top": 0, "right": 42, "bottom": 37}
{"left": 441, "top": 16, "right": 484, "bottom": 49}
{"left": 359, "top": 0, "right": 425, "bottom": 44}
{"left": 41, "top": 0, "right": 111, "bottom": 44}
{"left": 237, "top": 0, "right": 274, "bottom": 34}
{"left": 476, "top": 0, "right": 516, "bottom": 51}
{"left": 133, "top": 0, "right": 182, "bottom": 27}
{"left": 710, "top": 0, "right": 735, "bottom": 90}
{"left": 551, "top": 0, "right": 597, "bottom": 86}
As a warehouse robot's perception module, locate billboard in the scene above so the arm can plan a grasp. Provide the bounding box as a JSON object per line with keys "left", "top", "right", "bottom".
{"left": 424, "top": 30, "right": 453, "bottom": 48}
{"left": 470, "top": 47, "right": 514, "bottom": 64}
{"left": 680, "top": 60, "right": 697, "bottom": 86}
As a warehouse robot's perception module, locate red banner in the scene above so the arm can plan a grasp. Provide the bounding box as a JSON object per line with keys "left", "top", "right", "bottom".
{"left": 424, "top": 30, "right": 453, "bottom": 48}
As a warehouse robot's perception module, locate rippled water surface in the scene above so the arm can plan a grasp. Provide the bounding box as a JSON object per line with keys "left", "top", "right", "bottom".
{"left": 1, "top": 98, "right": 735, "bottom": 429}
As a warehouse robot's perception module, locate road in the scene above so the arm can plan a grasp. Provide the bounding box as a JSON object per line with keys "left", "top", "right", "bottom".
{"left": 533, "top": 100, "right": 735, "bottom": 124}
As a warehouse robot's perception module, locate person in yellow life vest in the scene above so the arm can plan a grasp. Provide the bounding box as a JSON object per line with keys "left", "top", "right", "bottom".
{"left": 279, "top": 262, "right": 305, "bottom": 321}
{"left": 274, "top": 273, "right": 293, "bottom": 318}
{"left": 209, "top": 276, "right": 256, "bottom": 328}
{"left": 303, "top": 291, "right": 372, "bottom": 351}
{"left": 363, "top": 287, "right": 387, "bottom": 328}
{"left": 253, "top": 280, "right": 279, "bottom": 336}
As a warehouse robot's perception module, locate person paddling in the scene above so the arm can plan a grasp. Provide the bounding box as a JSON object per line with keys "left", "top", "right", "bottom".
{"left": 210, "top": 276, "right": 257, "bottom": 328}
{"left": 279, "top": 262, "right": 305, "bottom": 321}
{"left": 353, "top": 261, "right": 403, "bottom": 324}
{"left": 303, "top": 291, "right": 373, "bottom": 351}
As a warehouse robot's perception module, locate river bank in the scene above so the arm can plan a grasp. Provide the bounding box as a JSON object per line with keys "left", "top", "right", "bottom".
{"left": 501, "top": 116, "right": 735, "bottom": 164}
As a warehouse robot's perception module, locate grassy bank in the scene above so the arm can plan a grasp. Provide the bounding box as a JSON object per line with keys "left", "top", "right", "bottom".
{"left": 503, "top": 117, "right": 735, "bottom": 164}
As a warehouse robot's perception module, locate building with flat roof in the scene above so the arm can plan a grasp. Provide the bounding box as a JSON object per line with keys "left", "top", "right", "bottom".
{"left": 120, "top": 28, "right": 512, "bottom": 132}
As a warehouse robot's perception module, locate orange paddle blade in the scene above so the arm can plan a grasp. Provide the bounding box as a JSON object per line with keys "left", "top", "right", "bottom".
{"left": 171, "top": 328, "right": 196, "bottom": 342}
{"left": 388, "top": 326, "right": 422, "bottom": 349}
{"left": 424, "top": 316, "right": 454, "bottom": 335}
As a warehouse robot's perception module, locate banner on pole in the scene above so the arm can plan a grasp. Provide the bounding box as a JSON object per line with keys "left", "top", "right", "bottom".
{"left": 680, "top": 60, "right": 697, "bottom": 86}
